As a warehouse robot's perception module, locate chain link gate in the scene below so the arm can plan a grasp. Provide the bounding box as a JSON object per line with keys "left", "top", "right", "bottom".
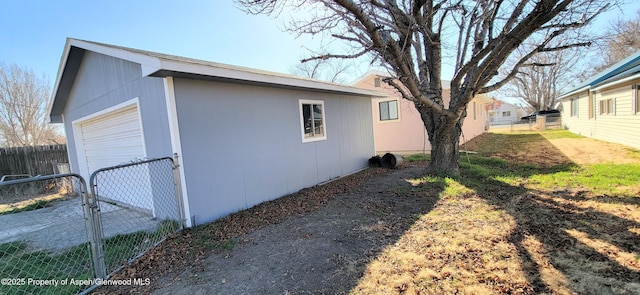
{"left": 89, "top": 156, "right": 185, "bottom": 278}
{"left": 0, "top": 173, "right": 96, "bottom": 295}
{"left": 0, "top": 155, "right": 185, "bottom": 294}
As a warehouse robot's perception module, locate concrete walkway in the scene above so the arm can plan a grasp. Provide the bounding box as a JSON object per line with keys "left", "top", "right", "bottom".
{"left": 0, "top": 197, "right": 162, "bottom": 251}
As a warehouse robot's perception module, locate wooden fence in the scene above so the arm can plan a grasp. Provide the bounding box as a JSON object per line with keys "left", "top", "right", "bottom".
{"left": 0, "top": 144, "right": 69, "bottom": 177}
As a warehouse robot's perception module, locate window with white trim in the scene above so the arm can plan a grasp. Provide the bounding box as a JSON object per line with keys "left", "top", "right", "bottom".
{"left": 299, "top": 99, "right": 326, "bottom": 142}
{"left": 379, "top": 100, "right": 399, "bottom": 121}
{"left": 502, "top": 111, "right": 511, "bottom": 117}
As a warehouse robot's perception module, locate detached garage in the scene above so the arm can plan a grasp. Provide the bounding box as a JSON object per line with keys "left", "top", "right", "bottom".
{"left": 48, "top": 38, "right": 382, "bottom": 226}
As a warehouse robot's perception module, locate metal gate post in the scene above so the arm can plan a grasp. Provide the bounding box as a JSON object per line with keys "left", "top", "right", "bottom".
{"left": 85, "top": 178, "right": 107, "bottom": 279}
{"left": 172, "top": 153, "right": 186, "bottom": 229}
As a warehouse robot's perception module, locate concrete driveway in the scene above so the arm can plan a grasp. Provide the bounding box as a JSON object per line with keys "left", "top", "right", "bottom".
{"left": 0, "top": 197, "right": 162, "bottom": 251}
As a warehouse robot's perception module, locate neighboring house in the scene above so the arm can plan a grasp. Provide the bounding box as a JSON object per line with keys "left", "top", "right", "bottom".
{"left": 48, "top": 38, "right": 383, "bottom": 226}
{"left": 559, "top": 50, "right": 640, "bottom": 149}
{"left": 488, "top": 100, "right": 522, "bottom": 125}
{"left": 353, "top": 72, "right": 491, "bottom": 154}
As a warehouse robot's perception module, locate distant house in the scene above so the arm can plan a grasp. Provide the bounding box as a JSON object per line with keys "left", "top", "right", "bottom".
{"left": 487, "top": 100, "right": 523, "bottom": 125}
{"left": 353, "top": 72, "right": 491, "bottom": 154}
{"left": 48, "top": 38, "right": 383, "bottom": 226}
{"left": 559, "top": 50, "right": 640, "bottom": 149}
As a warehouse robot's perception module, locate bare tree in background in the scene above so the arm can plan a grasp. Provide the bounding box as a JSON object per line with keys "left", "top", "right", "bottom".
{"left": 289, "top": 53, "right": 352, "bottom": 83}
{"left": 0, "top": 63, "right": 63, "bottom": 147}
{"left": 599, "top": 10, "right": 640, "bottom": 69}
{"left": 499, "top": 44, "right": 582, "bottom": 111}
{"left": 238, "top": 0, "right": 615, "bottom": 174}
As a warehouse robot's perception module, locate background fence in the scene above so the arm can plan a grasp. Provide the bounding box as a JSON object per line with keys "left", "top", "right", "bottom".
{"left": 487, "top": 116, "right": 562, "bottom": 132}
{"left": 0, "top": 145, "right": 68, "bottom": 177}
{"left": 0, "top": 157, "right": 183, "bottom": 295}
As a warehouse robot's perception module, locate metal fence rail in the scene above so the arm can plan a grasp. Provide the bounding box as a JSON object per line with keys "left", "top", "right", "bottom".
{"left": 0, "top": 173, "right": 95, "bottom": 295}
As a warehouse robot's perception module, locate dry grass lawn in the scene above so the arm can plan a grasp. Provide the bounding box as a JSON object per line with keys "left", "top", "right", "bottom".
{"left": 99, "top": 130, "right": 640, "bottom": 294}
{"left": 352, "top": 130, "right": 640, "bottom": 294}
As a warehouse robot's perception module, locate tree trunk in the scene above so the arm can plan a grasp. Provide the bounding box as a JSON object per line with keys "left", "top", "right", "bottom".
{"left": 427, "top": 123, "right": 462, "bottom": 174}
{"left": 418, "top": 105, "right": 464, "bottom": 175}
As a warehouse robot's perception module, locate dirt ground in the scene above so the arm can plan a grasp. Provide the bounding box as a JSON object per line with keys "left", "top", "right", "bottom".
{"left": 151, "top": 165, "right": 432, "bottom": 295}
{"left": 460, "top": 132, "right": 640, "bottom": 166}
{"left": 95, "top": 133, "right": 640, "bottom": 294}
{"left": 546, "top": 137, "right": 640, "bottom": 165}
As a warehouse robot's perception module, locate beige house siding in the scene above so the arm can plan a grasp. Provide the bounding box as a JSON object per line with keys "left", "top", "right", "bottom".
{"left": 592, "top": 83, "right": 640, "bottom": 149}
{"left": 355, "top": 73, "right": 490, "bottom": 154}
{"left": 563, "top": 81, "right": 640, "bottom": 150}
{"left": 562, "top": 92, "right": 594, "bottom": 137}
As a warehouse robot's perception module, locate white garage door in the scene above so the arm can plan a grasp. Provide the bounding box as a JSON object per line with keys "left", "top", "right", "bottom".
{"left": 79, "top": 105, "right": 153, "bottom": 213}
{"left": 80, "top": 105, "right": 145, "bottom": 173}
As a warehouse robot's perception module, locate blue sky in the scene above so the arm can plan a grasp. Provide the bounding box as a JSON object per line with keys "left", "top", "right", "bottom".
{"left": 1, "top": 0, "right": 637, "bottom": 91}
{"left": 1, "top": 1, "right": 338, "bottom": 84}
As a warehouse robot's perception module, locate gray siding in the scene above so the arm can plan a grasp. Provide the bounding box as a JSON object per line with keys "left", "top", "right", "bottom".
{"left": 173, "top": 78, "right": 374, "bottom": 224}
{"left": 61, "top": 51, "right": 172, "bottom": 176}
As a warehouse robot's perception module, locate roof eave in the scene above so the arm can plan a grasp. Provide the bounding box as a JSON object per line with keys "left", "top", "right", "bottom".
{"left": 48, "top": 38, "right": 386, "bottom": 119}
{"left": 558, "top": 86, "right": 590, "bottom": 101}
{"left": 151, "top": 60, "right": 386, "bottom": 97}
{"left": 47, "top": 38, "right": 73, "bottom": 123}
{"left": 592, "top": 73, "right": 640, "bottom": 92}
{"left": 48, "top": 41, "right": 89, "bottom": 123}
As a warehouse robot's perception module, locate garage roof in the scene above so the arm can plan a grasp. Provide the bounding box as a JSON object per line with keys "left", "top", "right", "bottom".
{"left": 48, "top": 38, "right": 385, "bottom": 123}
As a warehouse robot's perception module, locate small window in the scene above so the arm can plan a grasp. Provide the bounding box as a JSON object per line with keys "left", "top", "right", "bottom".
{"left": 599, "top": 98, "right": 615, "bottom": 115}
{"left": 379, "top": 100, "right": 399, "bottom": 121}
{"left": 374, "top": 77, "right": 381, "bottom": 87}
{"left": 609, "top": 98, "right": 615, "bottom": 115}
{"left": 634, "top": 85, "right": 639, "bottom": 114}
{"left": 571, "top": 99, "right": 579, "bottom": 117}
{"left": 473, "top": 102, "right": 477, "bottom": 120}
{"left": 502, "top": 111, "right": 511, "bottom": 117}
{"left": 299, "top": 99, "right": 326, "bottom": 142}
{"left": 588, "top": 92, "right": 594, "bottom": 118}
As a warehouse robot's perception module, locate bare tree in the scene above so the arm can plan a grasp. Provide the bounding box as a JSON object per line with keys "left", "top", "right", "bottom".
{"left": 0, "top": 63, "right": 63, "bottom": 147}
{"left": 499, "top": 44, "right": 582, "bottom": 111}
{"left": 289, "top": 50, "right": 352, "bottom": 82}
{"left": 599, "top": 10, "right": 640, "bottom": 69}
{"left": 237, "top": 0, "right": 615, "bottom": 174}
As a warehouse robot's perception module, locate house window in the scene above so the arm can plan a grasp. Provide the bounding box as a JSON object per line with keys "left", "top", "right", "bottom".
{"left": 502, "top": 111, "right": 511, "bottom": 117}
{"left": 473, "top": 102, "right": 477, "bottom": 120}
{"left": 599, "top": 98, "right": 615, "bottom": 115}
{"left": 299, "top": 99, "right": 327, "bottom": 142}
{"left": 571, "top": 98, "right": 579, "bottom": 117}
{"left": 588, "top": 92, "right": 594, "bottom": 118}
{"left": 379, "top": 100, "right": 399, "bottom": 121}
{"left": 634, "top": 85, "right": 639, "bottom": 114}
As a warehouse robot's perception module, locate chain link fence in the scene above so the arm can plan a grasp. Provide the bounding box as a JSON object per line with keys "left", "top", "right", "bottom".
{"left": 488, "top": 115, "right": 562, "bottom": 132}
{"left": 0, "top": 173, "right": 95, "bottom": 295}
{"left": 0, "top": 156, "right": 184, "bottom": 294}
{"left": 89, "top": 157, "right": 184, "bottom": 277}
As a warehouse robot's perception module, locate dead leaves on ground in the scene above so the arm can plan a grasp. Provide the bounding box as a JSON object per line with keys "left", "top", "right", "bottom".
{"left": 94, "top": 167, "right": 389, "bottom": 294}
